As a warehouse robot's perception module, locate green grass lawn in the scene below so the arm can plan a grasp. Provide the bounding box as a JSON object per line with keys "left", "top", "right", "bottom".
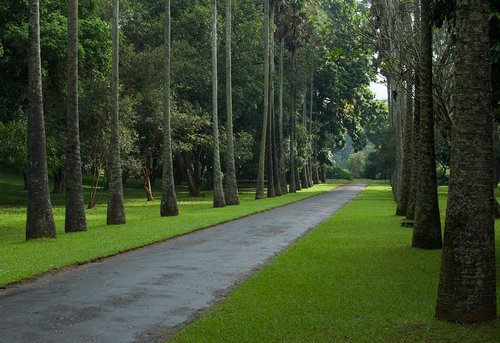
{"left": 0, "top": 171, "right": 342, "bottom": 287}
{"left": 171, "top": 184, "right": 500, "bottom": 343}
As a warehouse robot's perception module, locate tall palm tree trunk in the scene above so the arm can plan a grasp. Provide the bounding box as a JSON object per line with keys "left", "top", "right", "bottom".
{"left": 26, "top": 0, "right": 56, "bottom": 240}
{"left": 406, "top": 1, "right": 420, "bottom": 221}
{"left": 224, "top": 0, "right": 240, "bottom": 205}
{"left": 107, "top": 0, "right": 126, "bottom": 225}
{"left": 435, "top": 0, "right": 496, "bottom": 323}
{"left": 256, "top": 0, "right": 270, "bottom": 199}
{"left": 65, "top": 0, "right": 87, "bottom": 233}
{"left": 211, "top": 0, "right": 226, "bottom": 208}
{"left": 278, "top": 38, "right": 288, "bottom": 194}
{"left": 270, "top": 4, "right": 282, "bottom": 197}
{"left": 289, "top": 48, "right": 297, "bottom": 193}
{"left": 412, "top": 0, "right": 441, "bottom": 248}
{"left": 308, "top": 69, "right": 315, "bottom": 186}
{"left": 160, "top": 0, "right": 179, "bottom": 216}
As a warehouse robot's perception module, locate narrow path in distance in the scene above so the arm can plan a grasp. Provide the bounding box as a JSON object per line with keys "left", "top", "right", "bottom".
{"left": 0, "top": 183, "right": 367, "bottom": 343}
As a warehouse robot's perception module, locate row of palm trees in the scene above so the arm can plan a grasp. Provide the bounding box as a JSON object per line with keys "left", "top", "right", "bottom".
{"left": 26, "top": 0, "right": 298, "bottom": 239}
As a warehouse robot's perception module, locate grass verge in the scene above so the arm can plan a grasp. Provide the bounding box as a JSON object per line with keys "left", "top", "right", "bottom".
{"left": 0, "top": 172, "right": 342, "bottom": 287}
{"left": 171, "top": 184, "right": 500, "bottom": 343}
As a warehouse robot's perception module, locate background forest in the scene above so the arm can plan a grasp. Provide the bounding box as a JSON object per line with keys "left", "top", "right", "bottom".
{"left": 0, "top": 0, "right": 386, "bottom": 203}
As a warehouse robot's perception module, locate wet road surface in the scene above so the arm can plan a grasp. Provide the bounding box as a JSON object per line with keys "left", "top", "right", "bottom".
{"left": 0, "top": 183, "right": 367, "bottom": 342}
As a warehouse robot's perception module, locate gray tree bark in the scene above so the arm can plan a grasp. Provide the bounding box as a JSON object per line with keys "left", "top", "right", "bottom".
{"left": 396, "top": 72, "right": 413, "bottom": 217}
{"left": 412, "top": 0, "right": 441, "bottom": 249}
{"left": 65, "top": 0, "right": 87, "bottom": 233}
{"left": 435, "top": 0, "right": 496, "bottom": 323}
{"left": 160, "top": 0, "right": 179, "bottom": 216}
{"left": 224, "top": 0, "right": 240, "bottom": 205}
{"left": 278, "top": 38, "right": 288, "bottom": 194}
{"left": 211, "top": 0, "right": 226, "bottom": 208}
{"left": 270, "top": 5, "right": 282, "bottom": 197}
{"left": 289, "top": 48, "right": 297, "bottom": 193}
{"left": 107, "top": 0, "right": 126, "bottom": 225}
{"left": 405, "top": 0, "right": 420, "bottom": 222}
{"left": 256, "top": 0, "right": 270, "bottom": 199}
{"left": 26, "top": 0, "right": 56, "bottom": 240}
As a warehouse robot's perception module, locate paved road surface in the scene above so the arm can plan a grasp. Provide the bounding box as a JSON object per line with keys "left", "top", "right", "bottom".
{"left": 0, "top": 183, "right": 366, "bottom": 343}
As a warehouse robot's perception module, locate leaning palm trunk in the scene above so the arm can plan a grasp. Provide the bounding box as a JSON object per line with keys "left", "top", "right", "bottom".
{"left": 412, "top": 0, "right": 441, "bottom": 248}
{"left": 160, "top": 0, "right": 179, "bottom": 216}
{"left": 107, "top": 0, "right": 126, "bottom": 225}
{"left": 211, "top": 0, "right": 226, "bottom": 208}
{"left": 435, "top": 0, "right": 496, "bottom": 323}
{"left": 224, "top": 0, "right": 239, "bottom": 205}
{"left": 26, "top": 0, "right": 56, "bottom": 239}
{"left": 256, "top": 0, "right": 270, "bottom": 199}
{"left": 65, "top": 0, "right": 87, "bottom": 232}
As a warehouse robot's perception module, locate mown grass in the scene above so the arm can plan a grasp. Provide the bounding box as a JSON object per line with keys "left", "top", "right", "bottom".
{"left": 0, "top": 171, "right": 342, "bottom": 287}
{"left": 171, "top": 184, "right": 500, "bottom": 343}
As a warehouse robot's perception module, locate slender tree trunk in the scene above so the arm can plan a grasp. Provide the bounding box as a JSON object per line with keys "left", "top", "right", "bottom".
{"left": 267, "top": 102, "right": 275, "bottom": 198}
{"left": 65, "top": 0, "right": 87, "bottom": 232}
{"left": 270, "top": 5, "right": 281, "bottom": 197}
{"left": 308, "top": 70, "right": 315, "bottom": 187}
{"left": 406, "top": 0, "right": 420, "bottom": 222}
{"left": 53, "top": 168, "right": 64, "bottom": 194}
{"left": 107, "top": 0, "right": 126, "bottom": 225}
{"left": 435, "top": 0, "right": 496, "bottom": 323}
{"left": 143, "top": 169, "right": 154, "bottom": 201}
{"left": 412, "top": 0, "right": 441, "bottom": 248}
{"left": 301, "top": 89, "right": 309, "bottom": 189}
{"left": 278, "top": 38, "right": 288, "bottom": 194}
{"left": 313, "top": 142, "right": 320, "bottom": 184}
{"left": 224, "top": 0, "right": 240, "bottom": 205}
{"left": 289, "top": 49, "right": 297, "bottom": 193}
{"left": 160, "top": 0, "right": 179, "bottom": 216}
{"left": 26, "top": 0, "right": 56, "bottom": 240}
{"left": 256, "top": 0, "right": 270, "bottom": 199}
{"left": 406, "top": 70, "right": 420, "bottom": 222}
{"left": 396, "top": 72, "right": 413, "bottom": 216}
{"left": 211, "top": 0, "right": 226, "bottom": 207}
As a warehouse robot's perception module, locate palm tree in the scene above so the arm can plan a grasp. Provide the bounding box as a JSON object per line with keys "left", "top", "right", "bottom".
{"left": 65, "top": 0, "right": 87, "bottom": 233}
{"left": 107, "top": 0, "right": 126, "bottom": 225}
{"left": 278, "top": 37, "right": 288, "bottom": 194}
{"left": 435, "top": 0, "right": 496, "bottom": 323}
{"left": 160, "top": 0, "right": 179, "bottom": 216}
{"left": 26, "top": 0, "right": 56, "bottom": 239}
{"left": 412, "top": 0, "right": 441, "bottom": 248}
{"left": 224, "top": 0, "right": 240, "bottom": 205}
{"left": 270, "top": 1, "right": 282, "bottom": 197}
{"left": 256, "top": 0, "right": 270, "bottom": 199}
{"left": 212, "top": 0, "right": 226, "bottom": 207}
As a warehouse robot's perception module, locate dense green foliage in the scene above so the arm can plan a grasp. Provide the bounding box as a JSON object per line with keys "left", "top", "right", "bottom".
{"left": 0, "top": 0, "right": 384, "bottom": 201}
{"left": 171, "top": 184, "right": 500, "bottom": 343}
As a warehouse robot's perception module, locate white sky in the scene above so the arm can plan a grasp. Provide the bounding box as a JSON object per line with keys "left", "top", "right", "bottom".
{"left": 370, "top": 80, "right": 388, "bottom": 101}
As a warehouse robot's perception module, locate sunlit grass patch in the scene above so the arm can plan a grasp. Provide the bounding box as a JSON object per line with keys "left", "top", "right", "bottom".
{"left": 171, "top": 184, "right": 500, "bottom": 343}
{"left": 0, "top": 171, "right": 342, "bottom": 287}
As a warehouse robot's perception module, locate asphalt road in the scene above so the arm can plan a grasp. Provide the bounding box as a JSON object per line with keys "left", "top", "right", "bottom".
{"left": 0, "top": 183, "right": 367, "bottom": 343}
